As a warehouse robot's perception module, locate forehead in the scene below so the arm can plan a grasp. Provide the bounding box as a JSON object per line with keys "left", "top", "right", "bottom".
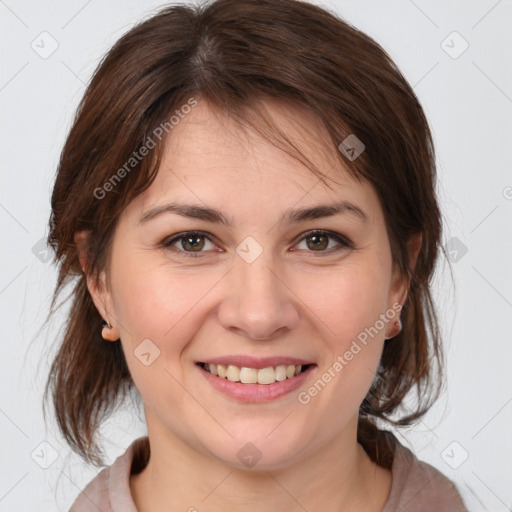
{"left": 126, "top": 99, "right": 381, "bottom": 226}
{"left": 164, "top": 99, "right": 334, "bottom": 169}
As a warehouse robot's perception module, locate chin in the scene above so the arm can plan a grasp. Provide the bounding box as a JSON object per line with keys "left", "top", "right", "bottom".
{"left": 197, "top": 425, "right": 310, "bottom": 471}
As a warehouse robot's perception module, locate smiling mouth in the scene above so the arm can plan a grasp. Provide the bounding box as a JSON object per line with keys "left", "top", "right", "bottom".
{"left": 197, "top": 362, "right": 313, "bottom": 385}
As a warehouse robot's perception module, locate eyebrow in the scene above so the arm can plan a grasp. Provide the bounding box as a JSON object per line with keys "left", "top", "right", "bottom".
{"left": 138, "top": 200, "right": 369, "bottom": 226}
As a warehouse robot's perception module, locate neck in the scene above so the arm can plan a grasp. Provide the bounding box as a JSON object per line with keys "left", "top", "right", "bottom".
{"left": 130, "top": 414, "right": 392, "bottom": 512}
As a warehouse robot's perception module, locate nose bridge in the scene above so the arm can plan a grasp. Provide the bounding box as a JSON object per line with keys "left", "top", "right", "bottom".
{"left": 235, "top": 234, "right": 277, "bottom": 289}
{"left": 217, "top": 238, "right": 299, "bottom": 340}
{"left": 234, "top": 242, "right": 283, "bottom": 312}
{"left": 238, "top": 249, "right": 278, "bottom": 297}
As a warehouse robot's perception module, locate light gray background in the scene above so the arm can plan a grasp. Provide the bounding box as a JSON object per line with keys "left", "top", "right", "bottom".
{"left": 1, "top": 0, "right": 511, "bottom": 510}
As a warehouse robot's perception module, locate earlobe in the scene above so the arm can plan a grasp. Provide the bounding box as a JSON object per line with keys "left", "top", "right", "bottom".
{"left": 101, "top": 319, "right": 120, "bottom": 342}
{"left": 387, "top": 232, "right": 423, "bottom": 332}
{"left": 385, "top": 316, "right": 402, "bottom": 340}
{"left": 89, "top": 269, "right": 120, "bottom": 342}
{"left": 74, "top": 229, "right": 120, "bottom": 342}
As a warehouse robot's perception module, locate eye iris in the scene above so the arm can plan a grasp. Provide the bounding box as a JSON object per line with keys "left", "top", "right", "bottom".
{"left": 307, "top": 234, "right": 328, "bottom": 251}
{"left": 182, "top": 234, "right": 205, "bottom": 251}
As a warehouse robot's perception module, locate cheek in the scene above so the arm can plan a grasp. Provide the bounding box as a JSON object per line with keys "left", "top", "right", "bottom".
{"left": 109, "top": 263, "right": 203, "bottom": 414}
{"left": 110, "top": 254, "right": 218, "bottom": 341}
{"left": 108, "top": 257, "right": 224, "bottom": 387}
{"left": 297, "top": 261, "right": 389, "bottom": 409}
{"left": 306, "top": 260, "right": 392, "bottom": 345}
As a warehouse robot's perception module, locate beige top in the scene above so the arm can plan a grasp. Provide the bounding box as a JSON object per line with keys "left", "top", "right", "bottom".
{"left": 69, "top": 436, "right": 467, "bottom": 511}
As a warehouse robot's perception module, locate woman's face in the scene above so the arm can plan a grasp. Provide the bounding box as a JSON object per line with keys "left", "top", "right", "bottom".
{"left": 91, "top": 99, "right": 407, "bottom": 469}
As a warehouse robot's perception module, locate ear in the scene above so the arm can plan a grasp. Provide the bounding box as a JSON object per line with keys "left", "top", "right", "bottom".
{"left": 408, "top": 232, "right": 422, "bottom": 271}
{"left": 389, "top": 232, "right": 422, "bottom": 307}
{"left": 74, "top": 230, "right": 90, "bottom": 274}
{"left": 74, "top": 230, "right": 120, "bottom": 341}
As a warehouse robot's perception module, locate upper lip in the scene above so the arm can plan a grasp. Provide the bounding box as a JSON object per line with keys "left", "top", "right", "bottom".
{"left": 198, "top": 356, "right": 315, "bottom": 369}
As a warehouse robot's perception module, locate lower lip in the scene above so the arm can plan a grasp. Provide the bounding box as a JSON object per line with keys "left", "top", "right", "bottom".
{"left": 197, "top": 363, "right": 316, "bottom": 403}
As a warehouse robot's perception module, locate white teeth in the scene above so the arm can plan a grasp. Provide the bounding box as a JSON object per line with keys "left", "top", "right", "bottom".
{"left": 275, "top": 365, "right": 287, "bottom": 381}
{"left": 203, "top": 363, "right": 307, "bottom": 384}
{"left": 217, "top": 364, "right": 227, "bottom": 379}
{"left": 257, "top": 367, "right": 276, "bottom": 385}
{"left": 226, "top": 365, "right": 240, "bottom": 382}
{"left": 240, "top": 367, "right": 258, "bottom": 384}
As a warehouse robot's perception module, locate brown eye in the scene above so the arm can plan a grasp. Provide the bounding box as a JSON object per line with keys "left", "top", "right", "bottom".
{"left": 294, "top": 230, "right": 352, "bottom": 255}
{"left": 180, "top": 234, "right": 206, "bottom": 252}
{"left": 305, "top": 233, "right": 329, "bottom": 251}
{"left": 162, "top": 231, "right": 216, "bottom": 257}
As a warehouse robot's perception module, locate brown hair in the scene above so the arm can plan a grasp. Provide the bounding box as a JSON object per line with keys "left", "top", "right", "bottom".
{"left": 44, "top": 0, "right": 445, "bottom": 468}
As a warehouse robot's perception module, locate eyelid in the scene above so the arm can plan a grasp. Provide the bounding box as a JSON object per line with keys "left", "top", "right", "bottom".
{"left": 161, "top": 229, "right": 353, "bottom": 258}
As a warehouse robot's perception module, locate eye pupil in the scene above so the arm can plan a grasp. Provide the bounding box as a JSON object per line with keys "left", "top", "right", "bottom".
{"left": 307, "top": 234, "right": 328, "bottom": 250}
{"left": 183, "top": 235, "right": 204, "bottom": 251}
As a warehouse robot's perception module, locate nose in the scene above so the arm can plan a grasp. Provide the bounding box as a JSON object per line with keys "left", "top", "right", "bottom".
{"left": 217, "top": 251, "right": 300, "bottom": 341}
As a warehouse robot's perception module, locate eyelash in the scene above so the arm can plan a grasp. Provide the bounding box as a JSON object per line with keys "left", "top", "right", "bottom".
{"left": 161, "top": 230, "right": 353, "bottom": 258}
